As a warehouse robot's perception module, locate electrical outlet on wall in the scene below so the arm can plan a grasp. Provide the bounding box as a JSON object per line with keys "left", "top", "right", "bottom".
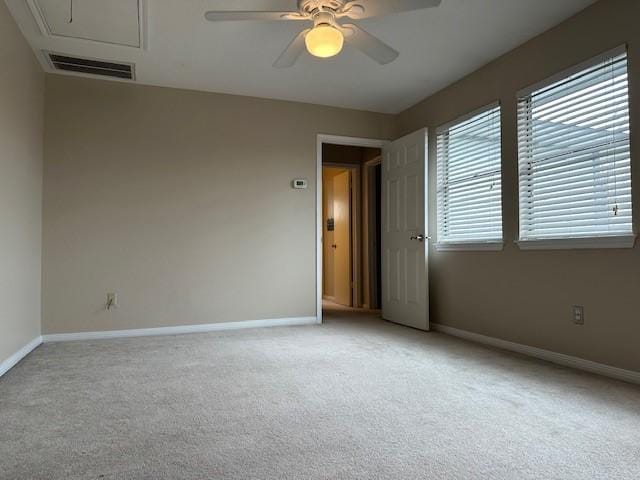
{"left": 106, "top": 292, "right": 118, "bottom": 311}
{"left": 572, "top": 305, "right": 584, "bottom": 325}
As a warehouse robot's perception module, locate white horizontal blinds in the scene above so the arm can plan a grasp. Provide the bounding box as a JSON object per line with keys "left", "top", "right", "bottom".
{"left": 518, "top": 50, "right": 632, "bottom": 241}
{"left": 436, "top": 105, "right": 502, "bottom": 243}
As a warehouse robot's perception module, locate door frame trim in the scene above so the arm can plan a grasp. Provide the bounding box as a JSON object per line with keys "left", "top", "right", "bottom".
{"left": 316, "top": 135, "right": 388, "bottom": 324}
{"left": 362, "top": 155, "right": 382, "bottom": 309}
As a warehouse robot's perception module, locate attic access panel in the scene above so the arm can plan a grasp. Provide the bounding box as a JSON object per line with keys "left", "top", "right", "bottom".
{"left": 32, "top": 0, "right": 141, "bottom": 47}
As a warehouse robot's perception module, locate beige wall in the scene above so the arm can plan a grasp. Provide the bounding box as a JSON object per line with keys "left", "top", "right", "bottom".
{"left": 42, "top": 75, "right": 394, "bottom": 334}
{"left": 34, "top": 0, "right": 640, "bottom": 373}
{"left": 397, "top": 0, "right": 640, "bottom": 372}
{"left": 0, "top": 2, "right": 44, "bottom": 363}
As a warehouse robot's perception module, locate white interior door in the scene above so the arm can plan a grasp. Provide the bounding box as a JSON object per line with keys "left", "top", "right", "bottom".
{"left": 381, "top": 129, "right": 428, "bottom": 330}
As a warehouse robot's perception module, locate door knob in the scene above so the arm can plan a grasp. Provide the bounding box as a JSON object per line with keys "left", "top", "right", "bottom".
{"left": 331, "top": 244, "right": 337, "bottom": 249}
{"left": 410, "top": 234, "right": 428, "bottom": 242}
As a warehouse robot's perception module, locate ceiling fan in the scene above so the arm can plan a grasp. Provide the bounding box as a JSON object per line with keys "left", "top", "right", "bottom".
{"left": 204, "top": 0, "right": 442, "bottom": 68}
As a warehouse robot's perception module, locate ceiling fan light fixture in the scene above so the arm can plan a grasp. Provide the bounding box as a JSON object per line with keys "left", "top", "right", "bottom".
{"left": 305, "top": 25, "right": 344, "bottom": 58}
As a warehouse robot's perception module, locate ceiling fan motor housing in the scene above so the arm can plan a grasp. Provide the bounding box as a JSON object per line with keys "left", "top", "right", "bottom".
{"left": 312, "top": 11, "right": 338, "bottom": 27}
{"left": 299, "top": 0, "right": 346, "bottom": 16}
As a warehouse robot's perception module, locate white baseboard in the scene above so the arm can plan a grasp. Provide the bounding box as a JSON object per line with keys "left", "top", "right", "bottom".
{"left": 0, "top": 336, "right": 43, "bottom": 378}
{"left": 432, "top": 323, "right": 640, "bottom": 385}
{"left": 42, "top": 316, "right": 319, "bottom": 343}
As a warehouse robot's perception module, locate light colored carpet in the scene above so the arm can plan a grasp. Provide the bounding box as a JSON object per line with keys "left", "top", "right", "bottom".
{"left": 1, "top": 305, "right": 639, "bottom": 480}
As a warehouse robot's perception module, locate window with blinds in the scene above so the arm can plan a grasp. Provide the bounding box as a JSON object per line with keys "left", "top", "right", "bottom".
{"left": 517, "top": 48, "right": 633, "bottom": 245}
{"left": 436, "top": 104, "right": 502, "bottom": 248}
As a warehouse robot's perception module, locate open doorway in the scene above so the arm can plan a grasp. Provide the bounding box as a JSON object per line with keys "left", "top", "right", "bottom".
{"left": 321, "top": 141, "right": 383, "bottom": 315}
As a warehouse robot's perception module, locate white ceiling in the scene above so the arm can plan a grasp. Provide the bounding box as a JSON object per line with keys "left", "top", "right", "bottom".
{"left": 6, "top": 0, "right": 595, "bottom": 114}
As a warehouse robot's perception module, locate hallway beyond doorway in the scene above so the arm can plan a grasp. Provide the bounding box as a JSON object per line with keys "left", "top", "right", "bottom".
{"left": 323, "top": 299, "right": 382, "bottom": 322}
{"left": 321, "top": 142, "right": 382, "bottom": 310}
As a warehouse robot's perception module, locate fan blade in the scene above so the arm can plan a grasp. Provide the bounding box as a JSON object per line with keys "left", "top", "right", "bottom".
{"left": 273, "top": 29, "right": 311, "bottom": 68}
{"left": 339, "top": 0, "right": 441, "bottom": 19}
{"left": 340, "top": 24, "right": 398, "bottom": 65}
{"left": 204, "top": 11, "right": 306, "bottom": 22}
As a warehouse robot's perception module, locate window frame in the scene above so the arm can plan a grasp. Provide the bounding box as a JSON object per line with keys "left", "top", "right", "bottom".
{"left": 435, "top": 101, "right": 504, "bottom": 252}
{"left": 516, "top": 45, "right": 636, "bottom": 250}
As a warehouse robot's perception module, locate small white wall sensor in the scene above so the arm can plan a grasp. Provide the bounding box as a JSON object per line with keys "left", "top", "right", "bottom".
{"left": 292, "top": 179, "right": 308, "bottom": 189}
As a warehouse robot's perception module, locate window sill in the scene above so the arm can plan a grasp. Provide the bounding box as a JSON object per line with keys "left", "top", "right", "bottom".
{"left": 435, "top": 241, "right": 504, "bottom": 252}
{"left": 516, "top": 235, "right": 637, "bottom": 250}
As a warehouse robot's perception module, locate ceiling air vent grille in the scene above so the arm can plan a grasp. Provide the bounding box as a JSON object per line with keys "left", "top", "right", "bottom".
{"left": 47, "top": 53, "right": 134, "bottom": 80}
